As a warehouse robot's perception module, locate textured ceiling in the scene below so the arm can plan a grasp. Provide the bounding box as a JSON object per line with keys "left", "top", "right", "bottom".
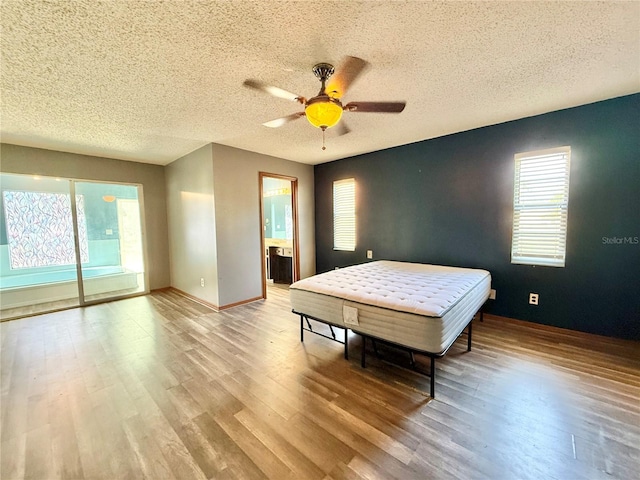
{"left": 1, "top": 1, "right": 639, "bottom": 166}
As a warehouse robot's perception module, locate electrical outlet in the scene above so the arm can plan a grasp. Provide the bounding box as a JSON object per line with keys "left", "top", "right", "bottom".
{"left": 489, "top": 289, "right": 496, "bottom": 300}
{"left": 200, "top": 278, "right": 205, "bottom": 287}
{"left": 366, "top": 250, "right": 373, "bottom": 259}
{"left": 529, "top": 293, "right": 539, "bottom": 305}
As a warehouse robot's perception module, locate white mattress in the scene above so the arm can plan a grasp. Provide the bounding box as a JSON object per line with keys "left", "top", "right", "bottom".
{"left": 290, "top": 261, "right": 491, "bottom": 354}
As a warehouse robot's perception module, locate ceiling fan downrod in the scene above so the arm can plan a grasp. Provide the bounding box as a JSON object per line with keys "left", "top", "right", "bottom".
{"left": 312, "top": 63, "right": 334, "bottom": 95}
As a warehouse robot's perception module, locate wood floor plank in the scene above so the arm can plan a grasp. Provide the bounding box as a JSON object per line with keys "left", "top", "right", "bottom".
{"left": 122, "top": 414, "right": 178, "bottom": 480}
{"left": 173, "top": 419, "right": 227, "bottom": 478}
{"left": 66, "top": 380, "right": 116, "bottom": 479}
{"left": 131, "top": 377, "right": 208, "bottom": 480}
{"left": 214, "top": 410, "right": 297, "bottom": 480}
{"left": 49, "top": 394, "right": 84, "bottom": 480}
{"left": 1, "top": 285, "right": 638, "bottom": 479}
{"left": 324, "top": 461, "right": 370, "bottom": 480}
{"left": 299, "top": 395, "right": 422, "bottom": 479}
{"left": 234, "top": 407, "right": 326, "bottom": 480}
{"left": 23, "top": 424, "right": 54, "bottom": 480}
{"left": 193, "top": 411, "right": 267, "bottom": 479}
{"left": 283, "top": 412, "right": 357, "bottom": 474}
{"left": 0, "top": 434, "right": 26, "bottom": 479}
{"left": 91, "top": 400, "right": 146, "bottom": 479}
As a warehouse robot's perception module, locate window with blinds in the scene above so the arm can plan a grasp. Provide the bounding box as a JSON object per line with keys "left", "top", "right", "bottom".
{"left": 511, "top": 146, "right": 571, "bottom": 267}
{"left": 333, "top": 178, "right": 356, "bottom": 251}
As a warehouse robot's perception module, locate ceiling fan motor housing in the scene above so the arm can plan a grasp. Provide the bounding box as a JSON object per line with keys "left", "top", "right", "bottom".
{"left": 305, "top": 95, "right": 343, "bottom": 129}
{"left": 305, "top": 63, "right": 343, "bottom": 128}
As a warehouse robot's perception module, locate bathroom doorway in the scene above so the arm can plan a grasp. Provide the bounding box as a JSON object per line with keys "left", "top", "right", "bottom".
{"left": 259, "top": 173, "right": 300, "bottom": 298}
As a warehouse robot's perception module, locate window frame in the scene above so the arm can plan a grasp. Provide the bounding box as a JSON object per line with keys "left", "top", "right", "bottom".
{"left": 333, "top": 178, "right": 356, "bottom": 252}
{"left": 511, "top": 146, "right": 571, "bottom": 268}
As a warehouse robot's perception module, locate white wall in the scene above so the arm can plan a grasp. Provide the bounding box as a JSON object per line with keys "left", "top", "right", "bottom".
{"left": 165, "top": 143, "right": 315, "bottom": 309}
{"left": 165, "top": 144, "right": 220, "bottom": 306}
{"left": 1, "top": 142, "right": 315, "bottom": 309}
{"left": 211, "top": 144, "right": 315, "bottom": 307}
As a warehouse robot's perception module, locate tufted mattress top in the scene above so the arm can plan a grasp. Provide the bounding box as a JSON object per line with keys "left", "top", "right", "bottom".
{"left": 290, "top": 260, "right": 490, "bottom": 318}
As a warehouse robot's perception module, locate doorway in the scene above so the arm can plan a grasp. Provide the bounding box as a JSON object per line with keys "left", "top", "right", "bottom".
{"left": 259, "top": 173, "right": 300, "bottom": 298}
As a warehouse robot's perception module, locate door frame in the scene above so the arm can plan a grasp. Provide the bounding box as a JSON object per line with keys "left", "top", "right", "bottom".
{"left": 258, "top": 172, "right": 301, "bottom": 299}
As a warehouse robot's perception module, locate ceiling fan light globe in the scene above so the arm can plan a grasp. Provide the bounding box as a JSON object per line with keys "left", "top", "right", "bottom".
{"left": 305, "top": 96, "right": 343, "bottom": 129}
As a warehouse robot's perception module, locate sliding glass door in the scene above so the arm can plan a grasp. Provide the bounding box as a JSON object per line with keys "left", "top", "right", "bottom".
{"left": 75, "top": 181, "right": 146, "bottom": 303}
{"left": 0, "top": 173, "right": 147, "bottom": 320}
{"left": 0, "top": 174, "right": 80, "bottom": 318}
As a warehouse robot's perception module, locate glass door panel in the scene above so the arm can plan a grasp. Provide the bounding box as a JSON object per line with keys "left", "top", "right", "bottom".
{"left": 0, "top": 173, "right": 80, "bottom": 319}
{"left": 75, "top": 181, "right": 146, "bottom": 302}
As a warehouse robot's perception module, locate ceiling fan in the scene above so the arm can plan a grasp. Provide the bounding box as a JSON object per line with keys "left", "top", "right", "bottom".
{"left": 243, "top": 56, "right": 406, "bottom": 149}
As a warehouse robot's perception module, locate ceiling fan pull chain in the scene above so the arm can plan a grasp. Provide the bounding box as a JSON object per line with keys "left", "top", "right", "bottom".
{"left": 322, "top": 127, "right": 327, "bottom": 150}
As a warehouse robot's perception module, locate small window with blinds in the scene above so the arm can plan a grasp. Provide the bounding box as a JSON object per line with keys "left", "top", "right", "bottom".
{"left": 511, "top": 146, "right": 571, "bottom": 267}
{"left": 333, "top": 178, "right": 356, "bottom": 251}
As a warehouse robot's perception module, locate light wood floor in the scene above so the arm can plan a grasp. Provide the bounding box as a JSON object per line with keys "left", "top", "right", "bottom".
{"left": 1, "top": 286, "right": 639, "bottom": 479}
{"left": 1, "top": 298, "right": 80, "bottom": 322}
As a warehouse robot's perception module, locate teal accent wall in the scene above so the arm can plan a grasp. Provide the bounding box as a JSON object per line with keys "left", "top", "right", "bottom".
{"left": 78, "top": 183, "right": 138, "bottom": 242}
{"left": 263, "top": 194, "right": 292, "bottom": 240}
{"left": 314, "top": 94, "right": 640, "bottom": 340}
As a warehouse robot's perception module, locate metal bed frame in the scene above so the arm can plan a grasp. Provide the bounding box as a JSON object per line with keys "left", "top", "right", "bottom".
{"left": 294, "top": 307, "right": 484, "bottom": 398}
{"left": 298, "top": 312, "right": 350, "bottom": 359}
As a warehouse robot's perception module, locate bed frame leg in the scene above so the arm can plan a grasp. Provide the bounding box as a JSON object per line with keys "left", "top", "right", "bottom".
{"left": 467, "top": 320, "right": 473, "bottom": 352}
{"left": 361, "top": 335, "right": 366, "bottom": 368}
{"left": 300, "top": 315, "right": 304, "bottom": 342}
{"left": 430, "top": 356, "right": 436, "bottom": 398}
{"left": 344, "top": 331, "right": 349, "bottom": 360}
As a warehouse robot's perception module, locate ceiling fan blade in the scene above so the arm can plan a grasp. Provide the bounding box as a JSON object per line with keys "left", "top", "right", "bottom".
{"left": 326, "top": 56, "right": 369, "bottom": 98}
{"left": 243, "top": 80, "right": 305, "bottom": 104}
{"left": 343, "top": 101, "right": 406, "bottom": 113}
{"left": 262, "top": 112, "right": 305, "bottom": 128}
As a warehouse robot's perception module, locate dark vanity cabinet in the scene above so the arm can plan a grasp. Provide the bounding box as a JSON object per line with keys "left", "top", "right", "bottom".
{"left": 268, "top": 246, "right": 293, "bottom": 284}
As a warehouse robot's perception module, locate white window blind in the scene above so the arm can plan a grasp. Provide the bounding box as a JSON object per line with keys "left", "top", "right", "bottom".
{"left": 511, "top": 146, "right": 571, "bottom": 267}
{"left": 333, "top": 178, "right": 356, "bottom": 251}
